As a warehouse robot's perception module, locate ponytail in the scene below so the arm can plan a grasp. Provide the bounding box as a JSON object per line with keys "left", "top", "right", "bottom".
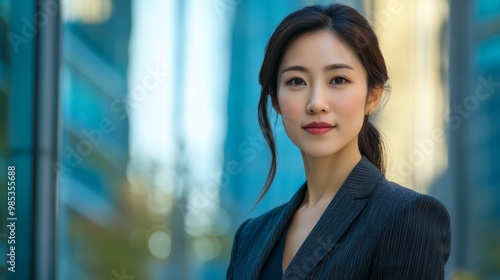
{"left": 358, "top": 115, "right": 386, "bottom": 174}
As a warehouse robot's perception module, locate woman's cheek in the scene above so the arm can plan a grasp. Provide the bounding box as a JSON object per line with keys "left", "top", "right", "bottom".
{"left": 333, "top": 92, "right": 365, "bottom": 119}
{"left": 278, "top": 96, "right": 299, "bottom": 122}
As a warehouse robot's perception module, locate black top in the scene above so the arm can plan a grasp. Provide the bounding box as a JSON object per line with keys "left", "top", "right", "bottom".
{"left": 227, "top": 157, "right": 451, "bottom": 280}
{"left": 259, "top": 224, "right": 289, "bottom": 279}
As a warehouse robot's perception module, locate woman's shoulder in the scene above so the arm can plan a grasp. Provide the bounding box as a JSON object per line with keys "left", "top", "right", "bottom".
{"left": 369, "top": 177, "right": 450, "bottom": 225}
{"left": 367, "top": 178, "right": 452, "bottom": 268}
{"left": 372, "top": 177, "right": 445, "bottom": 208}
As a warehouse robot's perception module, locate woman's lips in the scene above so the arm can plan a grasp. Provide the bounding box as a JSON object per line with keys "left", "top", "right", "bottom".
{"left": 303, "top": 122, "right": 335, "bottom": 135}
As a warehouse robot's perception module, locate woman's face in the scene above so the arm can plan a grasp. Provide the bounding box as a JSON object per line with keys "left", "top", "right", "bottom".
{"left": 276, "top": 30, "right": 379, "bottom": 159}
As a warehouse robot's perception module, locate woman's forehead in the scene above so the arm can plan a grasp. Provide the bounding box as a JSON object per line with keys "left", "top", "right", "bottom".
{"left": 279, "top": 30, "right": 364, "bottom": 73}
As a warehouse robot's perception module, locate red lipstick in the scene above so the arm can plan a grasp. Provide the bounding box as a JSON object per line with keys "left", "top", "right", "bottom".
{"left": 303, "top": 122, "right": 335, "bottom": 135}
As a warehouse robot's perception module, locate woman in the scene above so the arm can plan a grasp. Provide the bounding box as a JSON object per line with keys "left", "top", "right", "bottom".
{"left": 227, "top": 3, "right": 451, "bottom": 280}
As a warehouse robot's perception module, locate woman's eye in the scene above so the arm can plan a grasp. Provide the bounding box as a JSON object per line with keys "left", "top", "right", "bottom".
{"left": 287, "top": 78, "right": 305, "bottom": 86}
{"left": 332, "top": 77, "right": 348, "bottom": 85}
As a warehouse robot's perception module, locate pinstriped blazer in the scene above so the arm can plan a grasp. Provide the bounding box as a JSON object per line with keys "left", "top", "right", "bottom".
{"left": 227, "top": 157, "right": 451, "bottom": 280}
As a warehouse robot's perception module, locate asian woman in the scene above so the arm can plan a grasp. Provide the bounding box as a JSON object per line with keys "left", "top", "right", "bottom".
{"left": 227, "top": 3, "right": 451, "bottom": 280}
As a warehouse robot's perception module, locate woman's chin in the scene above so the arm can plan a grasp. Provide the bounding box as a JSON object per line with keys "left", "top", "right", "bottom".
{"left": 299, "top": 148, "right": 341, "bottom": 159}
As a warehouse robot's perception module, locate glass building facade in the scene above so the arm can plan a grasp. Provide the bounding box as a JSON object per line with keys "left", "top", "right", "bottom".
{"left": 58, "top": 1, "right": 137, "bottom": 279}
{"left": 444, "top": 0, "right": 500, "bottom": 278}
{"left": 2, "top": 0, "right": 40, "bottom": 279}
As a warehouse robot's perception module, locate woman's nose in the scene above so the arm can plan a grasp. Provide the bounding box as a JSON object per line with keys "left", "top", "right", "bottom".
{"left": 306, "top": 85, "right": 330, "bottom": 114}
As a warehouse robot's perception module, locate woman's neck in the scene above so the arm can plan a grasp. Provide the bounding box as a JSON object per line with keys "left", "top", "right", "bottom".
{"left": 301, "top": 143, "right": 362, "bottom": 208}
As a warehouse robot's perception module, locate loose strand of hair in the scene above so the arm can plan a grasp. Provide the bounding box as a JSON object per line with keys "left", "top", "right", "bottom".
{"left": 249, "top": 92, "right": 278, "bottom": 212}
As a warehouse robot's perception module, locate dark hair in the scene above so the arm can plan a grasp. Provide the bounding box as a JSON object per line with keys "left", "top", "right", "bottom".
{"left": 256, "top": 3, "right": 389, "bottom": 204}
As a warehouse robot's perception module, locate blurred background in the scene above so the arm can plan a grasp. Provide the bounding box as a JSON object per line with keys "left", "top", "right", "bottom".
{"left": 0, "top": 0, "right": 499, "bottom": 279}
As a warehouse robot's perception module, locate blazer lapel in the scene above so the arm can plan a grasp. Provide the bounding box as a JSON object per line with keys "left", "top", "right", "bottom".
{"left": 247, "top": 184, "right": 308, "bottom": 280}
{"left": 282, "top": 157, "right": 383, "bottom": 279}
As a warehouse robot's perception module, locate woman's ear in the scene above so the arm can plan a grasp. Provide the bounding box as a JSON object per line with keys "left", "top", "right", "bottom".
{"left": 366, "top": 86, "right": 383, "bottom": 114}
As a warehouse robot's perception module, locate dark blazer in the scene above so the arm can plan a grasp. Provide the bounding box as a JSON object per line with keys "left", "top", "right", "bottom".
{"left": 227, "top": 157, "right": 451, "bottom": 280}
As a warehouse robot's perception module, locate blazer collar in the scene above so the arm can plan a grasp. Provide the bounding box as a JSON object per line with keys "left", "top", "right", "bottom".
{"left": 337, "top": 155, "right": 384, "bottom": 200}
{"left": 249, "top": 156, "right": 383, "bottom": 280}
{"left": 247, "top": 182, "right": 307, "bottom": 280}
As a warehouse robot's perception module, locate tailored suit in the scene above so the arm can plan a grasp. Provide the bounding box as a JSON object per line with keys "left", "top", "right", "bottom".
{"left": 227, "top": 157, "right": 451, "bottom": 280}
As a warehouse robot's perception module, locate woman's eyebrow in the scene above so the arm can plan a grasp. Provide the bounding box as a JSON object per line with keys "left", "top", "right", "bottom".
{"left": 324, "top": 63, "right": 354, "bottom": 71}
{"left": 281, "top": 63, "right": 354, "bottom": 74}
